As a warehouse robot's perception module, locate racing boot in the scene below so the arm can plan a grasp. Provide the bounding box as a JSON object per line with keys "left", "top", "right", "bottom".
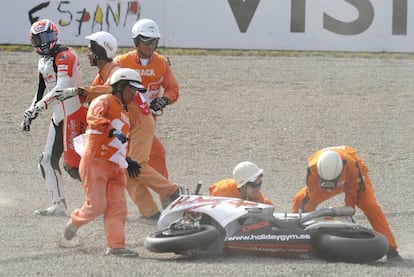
{"left": 34, "top": 200, "right": 67, "bottom": 216}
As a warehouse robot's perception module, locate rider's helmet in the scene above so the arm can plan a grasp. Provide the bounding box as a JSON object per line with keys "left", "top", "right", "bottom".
{"left": 110, "top": 68, "right": 146, "bottom": 92}
{"left": 29, "top": 19, "right": 61, "bottom": 56}
{"left": 317, "top": 150, "right": 343, "bottom": 189}
{"left": 233, "top": 161, "right": 264, "bottom": 188}
{"left": 131, "top": 18, "right": 161, "bottom": 47}
{"left": 85, "top": 31, "right": 118, "bottom": 61}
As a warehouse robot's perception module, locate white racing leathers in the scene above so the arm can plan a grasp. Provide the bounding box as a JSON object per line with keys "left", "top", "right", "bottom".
{"left": 30, "top": 46, "right": 87, "bottom": 204}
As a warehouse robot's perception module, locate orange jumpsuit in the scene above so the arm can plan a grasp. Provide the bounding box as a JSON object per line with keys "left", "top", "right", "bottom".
{"left": 71, "top": 94, "right": 131, "bottom": 249}
{"left": 115, "top": 50, "right": 179, "bottom": 178}
{"left": 209, "top": 178, "right": 273, "bottom": 205}
{"left": 291, "top": 145, "right": 398, "bottom": 250}
{"left": 115, "top": 51, "right": 180, "bottom": 217}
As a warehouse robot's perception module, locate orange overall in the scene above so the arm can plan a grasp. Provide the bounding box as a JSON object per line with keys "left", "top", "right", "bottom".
{"left": 209, "top": 178, "right": 273, "bottom": 205}
{"left": 71, "top": 94, "right": 130, "bottom": 248}
{"left": 291, "top": 145, "right": 398, "bottom": 250}
{"left": 115, "top": 50, "right": 179, "bottom": 178}
{"left": 83, "top": 63, "right": 179, "bottom": 217}
{"left": 115, "top": 51, "right": 180, "bottom": 217}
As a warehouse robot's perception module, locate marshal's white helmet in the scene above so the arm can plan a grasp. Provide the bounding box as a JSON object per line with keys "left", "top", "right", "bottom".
{"left": 317, "top": 150, "right": 343, "bottom": 181}
{"left": 86, "top": 31, "right": 118, "bottom": 59}
{"left": 110, "top": 68, "right": 145, "bottom": 91}
{"left": 131, "top": 18, "right": 161, "bottom": 39}
{"left": 233, "top": 161, "right": 264, "bottom": 188}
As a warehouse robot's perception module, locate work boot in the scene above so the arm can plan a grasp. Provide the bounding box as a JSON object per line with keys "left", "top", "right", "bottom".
{"left": 64, "top": 219, "right": 78, "bottom": 240}
{"left": 105, "top": 247, "right": 139, "bottom": 257}
{"left": 142, "top": 211, "right": 161, "bottom": 221}
{"left": 34, "top": 200, "right": 67, "bottom": 216}
{"left": 386, "top": 249, "right": 403, "bottom": 262}
{"left": 161, "top": 187, "right": 183, "bottom": 209}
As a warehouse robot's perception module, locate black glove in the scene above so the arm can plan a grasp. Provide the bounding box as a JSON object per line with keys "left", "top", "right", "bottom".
{"left": 126, "top": 157, "right": 141, "bottom": 178}
{"left": 109, "top": 128, "right": 128, "bottom": 144}
{"left": 150, "top": 96, "right": 169, "bottom": 112}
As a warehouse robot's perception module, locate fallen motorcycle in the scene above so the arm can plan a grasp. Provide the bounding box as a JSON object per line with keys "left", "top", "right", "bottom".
{"left": 145, "top": 188, "right": 388, "bottom": 263}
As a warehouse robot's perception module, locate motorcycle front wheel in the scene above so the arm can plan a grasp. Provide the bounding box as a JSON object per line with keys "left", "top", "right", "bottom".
{"left": 313, "top": 227, "right": 388, "bottom": 263}
{"left": 145, "top": 224, "right": 220, "bottom": 253}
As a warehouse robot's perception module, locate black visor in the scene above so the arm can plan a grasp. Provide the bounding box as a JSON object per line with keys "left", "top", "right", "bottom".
{"left": 31, "top": 31, "right": 58, "bottom": 47}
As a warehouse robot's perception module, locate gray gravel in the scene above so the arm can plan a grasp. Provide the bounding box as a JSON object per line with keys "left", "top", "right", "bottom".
{"left": 0, "top": 51, "right": 413, "bottom": 276}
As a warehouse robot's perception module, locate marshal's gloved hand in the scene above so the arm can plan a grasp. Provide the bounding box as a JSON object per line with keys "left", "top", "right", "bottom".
{"left": 55, "top": 88, "right": 80, "bottom": 101}
{"left": 126, "top": 157, "right": 141, "bottom": 178}
{"left": 150, "top": 96, "right": 169, "bottom": 112}
{"left": 109, "top": 128, "right": 128, "bottom": 144}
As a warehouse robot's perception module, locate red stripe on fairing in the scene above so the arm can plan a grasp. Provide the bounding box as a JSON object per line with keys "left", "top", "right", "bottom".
{"left": 224, "top": 242, "right": 314, "bottom": 257}
{"left": 226, "top": 242, "right": 313, "bottom": 249}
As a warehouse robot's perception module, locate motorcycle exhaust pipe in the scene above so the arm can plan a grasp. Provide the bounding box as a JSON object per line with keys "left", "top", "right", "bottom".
{"left": 299, "top": 206, "right": 355, "bottom": 224}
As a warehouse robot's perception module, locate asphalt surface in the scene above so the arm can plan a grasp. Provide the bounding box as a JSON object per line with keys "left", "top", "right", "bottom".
{"left": 0, "top": 51, "right": 413, "bottom": 276}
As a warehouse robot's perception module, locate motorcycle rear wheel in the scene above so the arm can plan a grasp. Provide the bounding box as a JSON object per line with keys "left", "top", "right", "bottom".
{"left": 313, "top": 227, "right": 388, "bottom": 263}
{"left": 145, "top": 224, "right": 220, "bottom": 253}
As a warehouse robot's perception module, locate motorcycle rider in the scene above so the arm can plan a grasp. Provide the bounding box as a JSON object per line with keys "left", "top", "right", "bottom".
{"left": 21, "top": 19, "right": 86, "bottom": 216}
{"left": 290, "top": 145, "right": 402, "bottom": 261}
{"left": 209, "top": 161, "right": 273, "bottom": 205}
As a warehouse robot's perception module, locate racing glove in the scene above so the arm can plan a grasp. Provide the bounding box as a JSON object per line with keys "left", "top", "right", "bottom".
{"left": 109, "top": 128, "right": 128, "bottom": 144}
{"left": 55, "top": 88, "right": 80, "bottom": 101}
{"left": 21, "top": 107, "right": 38, "bottom": 132}
{"left": 150, "top": 96, "right": 170, "bottom": 112}
{"left": 20, "top": 118, "right": 32, "bottom": 132}
{"left": 23, "top": 106, "right": 39, "bottom": 121}
{"left": 126, "top": 157, "right": 141, "bottom": 178}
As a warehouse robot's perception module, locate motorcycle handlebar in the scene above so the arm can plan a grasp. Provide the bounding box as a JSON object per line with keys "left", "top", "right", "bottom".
{"left": 194, "top": 181, "right": 203, "bottom": 195}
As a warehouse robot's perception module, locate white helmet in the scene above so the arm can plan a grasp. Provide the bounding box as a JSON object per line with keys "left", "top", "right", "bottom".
{"left": 110, "top": 68, "right": 145, "bottom": 91}
{"left": 86, "top": 31, "right": 118, "bottom": 59}
{"left": 233, "top": 161, "right": 264, "bottom": 188}
{"left": 317, "top": 150, "right": 343, "bottom": 181}
{"left": 131, "top": 18, "right": 161, "bottom": 39}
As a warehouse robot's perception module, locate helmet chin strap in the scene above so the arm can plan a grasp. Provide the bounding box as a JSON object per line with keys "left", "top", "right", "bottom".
{"left": 121, "top": 89, "right": 128, "bottom": 112}
{"left": 92, "top": 54, "right": 99, "bottom": 66}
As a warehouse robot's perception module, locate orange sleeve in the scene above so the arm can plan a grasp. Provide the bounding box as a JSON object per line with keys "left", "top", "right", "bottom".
{"left": 161, "top": 59, "right": 179, "bottom": 104}
{"left": 83, "top": 85, "right": 112, "bottom": 103}
{"left": 87, "top": 95, "right": 111, "bottom": 132}
{"left": 263, "top": 197, "right": 273, "bottom": 205}
{"left": 209, "top": 179, "right": 242, "bottom": 198}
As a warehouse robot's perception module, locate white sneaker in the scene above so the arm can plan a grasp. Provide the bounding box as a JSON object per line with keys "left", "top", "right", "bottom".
{"left": 64, "top": 220, "right": 78, "bottom": 240}
{"left": 34, "top": 200, "right": 67, "bottom": 216}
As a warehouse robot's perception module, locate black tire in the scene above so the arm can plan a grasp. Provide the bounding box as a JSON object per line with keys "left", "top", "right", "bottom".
{"left": 313, "top": 227, "right": 389, "bottom": 263}
{"left": 145, "top": 225, "right": 220, "bottom": 253}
